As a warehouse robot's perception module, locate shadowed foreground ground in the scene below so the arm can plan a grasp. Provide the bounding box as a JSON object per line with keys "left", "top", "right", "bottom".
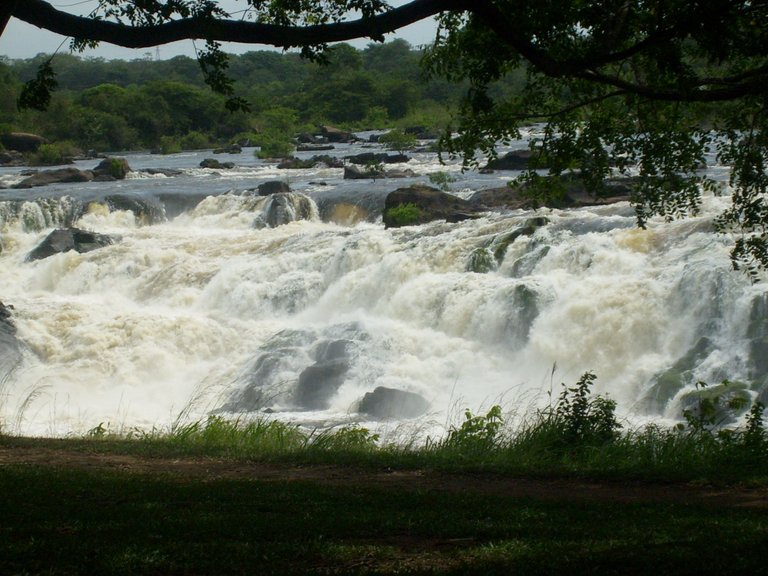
{"left": 1, "top": 440, "right": 767, "bottom": 575}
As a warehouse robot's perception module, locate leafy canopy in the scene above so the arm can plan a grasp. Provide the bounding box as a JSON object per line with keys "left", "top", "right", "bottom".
{"left": 5, "top": 1, "right": 768, "bottom": 274}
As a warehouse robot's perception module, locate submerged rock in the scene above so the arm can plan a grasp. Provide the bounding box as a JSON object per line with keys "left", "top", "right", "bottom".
{"left": 358, "top": 386, "right": 429, "bottom": 419}
{"left": 26, "top": 227, "right": 116, "bottom": 261}
{"left": 643, "top": 337, "right": 715, "bottom": 412}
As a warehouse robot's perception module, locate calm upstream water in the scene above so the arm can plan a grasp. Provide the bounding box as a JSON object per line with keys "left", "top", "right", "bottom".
{"left": 0, "top": 131, "right": 765, "bottom": 437}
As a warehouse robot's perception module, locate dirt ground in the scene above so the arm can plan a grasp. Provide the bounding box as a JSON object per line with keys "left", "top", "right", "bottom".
{"left": 2, "top": 444, "right": 767, "bottom": 508}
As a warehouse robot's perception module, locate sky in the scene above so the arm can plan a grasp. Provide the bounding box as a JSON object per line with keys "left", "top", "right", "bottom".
{"left": 0, "top": 0, "right": 438, "bottom": 61}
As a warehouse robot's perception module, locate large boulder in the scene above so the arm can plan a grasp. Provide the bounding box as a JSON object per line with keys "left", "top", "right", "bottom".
{"left": 483, "top": 149, "right": 542, "bottom": 171}
{"left": 344, "top": 164, "right": 386, "bottom": 180}
{"left": 278, "top": 155, "right": 343, "bottom": 169}
{"left": 200, "top": 158, "right": 235, "bottom": 169}
{"left": 256, "top": 192, "right": 317, "bottom": 228}
{"left": 257, "top": 181, "right": 292, "bottom": 196}
{"left": 383, "top": 185, "right": 479, "bottom": 228}
{"left": 12, "top": 168, "right": 94, "bottom": 189}
{"left": 26, "top": 227, "right": 116, "bottom": 261}
{"left": 0, "top": 132, "right": 48, "bottom": 152}
{"left": 92, "top": 157, "right": 132, "bottom": 180}
{"left": 293, "top": 340, "right": 353, "bottom": 409}
{"left": 345, "top": 152, "right": 410, "bottom": 165}
{"left": 358, "top": 387, "right": 430, "bottom": 419}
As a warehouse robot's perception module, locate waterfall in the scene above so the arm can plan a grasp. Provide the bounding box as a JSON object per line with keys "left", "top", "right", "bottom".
{"left": 0, "top": 147, "right": 763, "bottom": 436}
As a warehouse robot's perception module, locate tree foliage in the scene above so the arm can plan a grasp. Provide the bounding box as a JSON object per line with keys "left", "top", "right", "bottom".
{"left": 4, "top": 1, "right": 768, "bottom": 273}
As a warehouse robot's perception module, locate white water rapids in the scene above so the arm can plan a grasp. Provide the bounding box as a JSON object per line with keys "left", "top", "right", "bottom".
{"left": 1, "top": 135, "right": 766, "bottom": 437}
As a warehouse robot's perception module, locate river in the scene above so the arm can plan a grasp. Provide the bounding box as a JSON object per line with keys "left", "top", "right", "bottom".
{"left": 0, "top": 131, "right": 765, "bottom": 437}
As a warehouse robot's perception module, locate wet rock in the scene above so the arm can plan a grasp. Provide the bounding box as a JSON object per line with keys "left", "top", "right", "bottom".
{"left": 26, "top": 227, "right": 116, "bottom": 261}
{"left": 404, "top": 126, "right": 439, "bottom": 140}
{"left": 643, "top": 337, "right": 715, "bottom": 411}
{"left": 344, "top": 164, "right": 386, "bottom": 180}
{"left": 293, "top": 339, "right": 353, "bottom": 410}
{"left": 257, "top": 181, "right": 291, "bottom": 196}
{"left": 0, "top": 300, "right": 21, "bottom": 385}
{"left": 483, "top": 149, "right": 543, "bottom": 171}
{"left": 143, "top": 168, "right": 184, "bottom": 177}
{"left": 257, "top": 192, "right": 317, "bottom": 228}
{"left": 278, "top": 155, "right": 343, "bottom": 169}
{"left": 12, "top": 168, "right": 94, "bottom": 189}
{"left": 105, "top": 194, "right": 166, "bottom": 224}
{"left": 678, "top": 381, "right": 751, "bottom": 426}
{"left": 358, "top": 386, "right": 430, "bottom": 419}
{"left": 383, "top": 185, "right": 479, "bottom": 228}
{"left": 345, "top": 152, "right": 410, "bottom": 165}
{"left": 200, "top": 158, "right": 235, "bottom": 170}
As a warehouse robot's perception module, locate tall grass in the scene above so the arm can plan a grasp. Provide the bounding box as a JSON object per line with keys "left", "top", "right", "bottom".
{"left": 7, "top": 372, "right": 768, "bottom": 484}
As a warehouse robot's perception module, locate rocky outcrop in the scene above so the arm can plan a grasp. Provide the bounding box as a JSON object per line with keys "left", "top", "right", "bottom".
{"left": 93, "top": 157, "right": 132, "bottom": 180}
{"left": 344, "top": 164, "right": 386, "bottom": 180}
{"left": 200, "top": 158, "right": 235, "bottom": 170}
{"left": 256, "top": 192, "right": 318, "bottom": 228}
{"left": 345, "top": 152, "right": 410, "bottom": 165}
{"left": 294, "top": 340, "right": 353, "bottom": 410}
{"left": 358, "top": 386, "right": 429, "bottom": 419}
{"left": 257, "top": 181, "right": 291, "bottom": 196}
{"left": 383, "top": 185, "right": 480, "bottom": 228}
{"left": 483, "top": 149, "right": 542, "bottom": 171}
{"left": 0, "top": 132, "right": 48, "bottom": 152}
{"left": 278, "top": 155, "right": 343, "bottom": 169}
{"left": 468, "top": 176, "right": 634, "bottom": 211}
{"left": 12, "top": 168, "right": 94, "bottom": 189}
{"left": 26, "top": 227, "right": 116, "bottom": 261}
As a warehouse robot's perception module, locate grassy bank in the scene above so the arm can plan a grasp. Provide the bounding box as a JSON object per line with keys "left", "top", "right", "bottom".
{"left": 2, "top": 373, "right": 767, "bottom": 574}
{"left": 1, "top": 445, "right": 766, "bottom": 575}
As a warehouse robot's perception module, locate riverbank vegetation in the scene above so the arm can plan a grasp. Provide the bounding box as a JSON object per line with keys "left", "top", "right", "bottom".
{"left": 0, "top": 41, "right": 523, "bottom": 156}
{"left": 3, "top": 373, "right": 766, "bottom": 485}
{"left": 2, "top": 372, "right": 767, "bottom": 574}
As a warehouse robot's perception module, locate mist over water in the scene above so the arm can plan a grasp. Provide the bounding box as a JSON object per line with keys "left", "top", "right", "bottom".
{"left": 1, "top": 136, "right": 765, "bottom": 437}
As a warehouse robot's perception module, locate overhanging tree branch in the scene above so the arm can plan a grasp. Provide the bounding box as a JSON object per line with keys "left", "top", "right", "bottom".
{"left": 12, "top": 0, "right": 468, "bottom": 48}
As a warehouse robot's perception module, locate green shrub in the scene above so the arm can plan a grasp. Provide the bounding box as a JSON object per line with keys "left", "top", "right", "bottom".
{"left": 443, "top": 405, "right": 504, "bottom": 454}
{"left": 254, "top": 132, "right": 294, "bottom": 159}
{"left": 158, "top": 136, "right": 182, "bottom": 155}
{"left": 379, "top": 128, "right": 417, "bottom": 154}
{"left": 384, "top": 202, "right": 421, "bottom": 226}
{"left": 179, "top": 131, "right": 213, "bottom": 150}
{"left": 428, "top": 171, "right": 457, "bottom": 191}
{"left": 26, "top": 141, "right": 80, "bottom": 166}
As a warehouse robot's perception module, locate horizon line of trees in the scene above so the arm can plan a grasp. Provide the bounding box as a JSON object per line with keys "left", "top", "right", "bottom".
{"left": 0, "top": 39, "right": 525, "bottom": 155}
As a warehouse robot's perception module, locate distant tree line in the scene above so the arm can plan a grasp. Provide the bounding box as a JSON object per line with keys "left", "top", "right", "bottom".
{"left": 0, "top": 40, "right": 525, "bottom": 154}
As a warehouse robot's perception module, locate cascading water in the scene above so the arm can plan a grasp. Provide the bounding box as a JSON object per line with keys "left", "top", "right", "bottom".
{"left": 0, "top": 140, "right": 765, "bottom": 437}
